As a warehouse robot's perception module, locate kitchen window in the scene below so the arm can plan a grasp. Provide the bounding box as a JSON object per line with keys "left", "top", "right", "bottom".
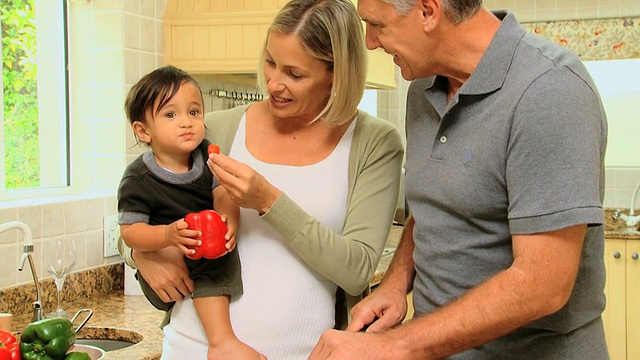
{"left": 1, "top": 0, "right": 69, "bottom": 201}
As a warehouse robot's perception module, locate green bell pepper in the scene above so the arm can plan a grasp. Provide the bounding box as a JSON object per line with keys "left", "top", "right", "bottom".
{"left": 19, "top": 318, "right": 76, "bottom": 360}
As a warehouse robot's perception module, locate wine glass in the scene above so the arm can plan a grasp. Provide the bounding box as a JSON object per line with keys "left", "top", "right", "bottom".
{"left": 44, "top": 238, "right": 77, "bottom": 318}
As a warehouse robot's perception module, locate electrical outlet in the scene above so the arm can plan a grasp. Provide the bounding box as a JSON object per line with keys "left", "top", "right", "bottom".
{"left": 103, "top": 215, "right": 119, "bottom": 257}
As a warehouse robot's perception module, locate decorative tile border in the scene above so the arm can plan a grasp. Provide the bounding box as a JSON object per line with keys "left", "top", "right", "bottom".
{"left": 523, "top": 18, "right": 640, "bottom": 60}
{"left": 0, "top": 263, "right": 124, "bottom": 317}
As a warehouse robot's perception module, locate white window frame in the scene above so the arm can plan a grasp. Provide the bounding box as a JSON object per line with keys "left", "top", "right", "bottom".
{"left": 1, "top": 0, "right": 69, "bottom": 203}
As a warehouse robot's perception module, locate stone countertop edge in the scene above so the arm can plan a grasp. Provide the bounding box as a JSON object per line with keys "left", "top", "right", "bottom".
{"left": 13, "top": 292, "right": 165, "bottom": 360}
{"left": 604, "top": 229, "right": 640, "bottom": 240}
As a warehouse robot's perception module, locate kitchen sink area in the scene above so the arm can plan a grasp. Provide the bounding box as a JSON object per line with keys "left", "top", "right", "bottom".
{"left": 75, "top": 338, "right": 136, "bottom": 352}
{"left": 75, "top": 326, "right": 143, "bottom": 352}
{"left": 11, "top": 294, "right": 165, "bottom": 360}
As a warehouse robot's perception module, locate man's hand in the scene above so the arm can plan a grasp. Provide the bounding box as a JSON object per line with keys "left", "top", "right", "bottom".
{"left": 133, "top": 247, "right": 194, "bottom": 303}
{"left": 347, "top": 286, "right": 408, "bottom": 333}
{"left": 309, "top": 329, "right": 409, "bottom": 360}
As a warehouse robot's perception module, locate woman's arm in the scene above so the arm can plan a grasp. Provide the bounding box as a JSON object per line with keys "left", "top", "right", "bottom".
{"left": 208, "top": 116, "right": 404, "bottom": 295}
{"left": 264, "top": 122, "right": 404, "bottom": 295}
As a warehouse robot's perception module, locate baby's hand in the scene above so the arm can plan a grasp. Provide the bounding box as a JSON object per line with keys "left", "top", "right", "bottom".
{"left": 218, "top": 214, "right": 237, "bottom": 251}
{"left": 165, "top": 219, "right": 202, "bottom": 256}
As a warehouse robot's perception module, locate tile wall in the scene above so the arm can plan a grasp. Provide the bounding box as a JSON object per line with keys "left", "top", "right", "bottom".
{"left": 2, "top": 0, "right": 640, "bottom": 290}
{"left": 483, "top": 0, "right": 640, "bottom": 22}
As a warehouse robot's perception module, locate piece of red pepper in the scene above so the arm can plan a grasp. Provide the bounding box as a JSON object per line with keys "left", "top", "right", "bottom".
{"left": 0, "top": 330, "right": 21, "bottom": 360}
{"left": 184, "top": 210, "right": 228, "bottom": 260}
{"left": 207, "top": 144, "right": 220, "bottom": 155}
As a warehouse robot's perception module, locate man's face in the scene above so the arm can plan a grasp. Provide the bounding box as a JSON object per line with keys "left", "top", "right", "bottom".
{"left": 357, "top": 0, "right": 435, "bottom": 81}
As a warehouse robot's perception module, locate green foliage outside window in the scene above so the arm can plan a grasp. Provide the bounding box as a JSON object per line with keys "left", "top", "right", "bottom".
{"left": 2, "top": 0, "right": 39, "bottom": 189}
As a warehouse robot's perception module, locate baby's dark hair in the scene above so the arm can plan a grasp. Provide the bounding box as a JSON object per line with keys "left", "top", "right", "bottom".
{"left": 124, "top": 65, "right": 203, "bottom": 126}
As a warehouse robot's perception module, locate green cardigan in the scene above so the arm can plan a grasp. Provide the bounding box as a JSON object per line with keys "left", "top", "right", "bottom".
{"left": 121, "top": 104, "right": 404, "bottom": 329}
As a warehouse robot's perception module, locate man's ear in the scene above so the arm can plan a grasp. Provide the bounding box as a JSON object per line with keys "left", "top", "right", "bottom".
{"left": 420, "top": 0, "right": 441, "bottom": 32}
{"left": 132, "top": 121, "right": 151, "bottom": 144}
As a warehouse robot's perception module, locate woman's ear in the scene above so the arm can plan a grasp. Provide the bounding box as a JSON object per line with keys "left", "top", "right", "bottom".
{"left": 420, "top": 0, "right": 441, "bottom": 32}
{"left": 132, "top": 121, "right": 151, "bottom": 144}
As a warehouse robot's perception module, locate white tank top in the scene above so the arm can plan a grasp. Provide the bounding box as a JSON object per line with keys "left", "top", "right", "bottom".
{"left": 163, "top": 114, "right": 355, "bottom": 360}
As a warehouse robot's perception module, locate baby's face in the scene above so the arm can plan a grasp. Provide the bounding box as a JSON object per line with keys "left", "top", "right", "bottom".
{"left": 143, "top": 81, "right": 205, "bottom": 161}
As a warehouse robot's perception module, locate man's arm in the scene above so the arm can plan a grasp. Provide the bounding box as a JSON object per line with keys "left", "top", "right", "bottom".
{"left": 381, "top": 224, "right": 586, "bottom": 358}
{"left": 312, "top": 223, "right": 586, "bottom": 359}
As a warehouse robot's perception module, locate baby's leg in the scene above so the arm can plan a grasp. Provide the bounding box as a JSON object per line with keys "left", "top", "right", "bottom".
{"left": 193, "top": 295, "right": 266, "bottom": 360}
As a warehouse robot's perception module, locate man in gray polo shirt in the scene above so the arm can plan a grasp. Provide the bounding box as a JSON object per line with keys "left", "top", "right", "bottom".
{"left": 309, "top": 0, "right": 608, "bottom": 359}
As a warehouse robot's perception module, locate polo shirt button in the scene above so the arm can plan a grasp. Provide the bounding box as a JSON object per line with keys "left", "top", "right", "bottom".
{"left": 439, "top": 135, "right": 447, "bottom": 143}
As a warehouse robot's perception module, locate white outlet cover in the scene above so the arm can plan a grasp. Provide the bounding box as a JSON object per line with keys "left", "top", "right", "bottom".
{"left": 103, "top": 215, "right": 120, "bottom": 257}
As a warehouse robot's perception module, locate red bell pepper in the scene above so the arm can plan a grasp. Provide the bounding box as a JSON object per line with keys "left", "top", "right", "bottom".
{"left": 184, "top": 210, "right": 228, "bottom": 260}
{"left": 0, "top": 348, "right": 10, "bottom": 360}
{"left": 0, "top": 330, "right": 21, "bottom": 360}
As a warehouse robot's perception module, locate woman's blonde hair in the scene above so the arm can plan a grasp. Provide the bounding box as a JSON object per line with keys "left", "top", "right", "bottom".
{"left": 257, "top": 0, "right": 367, "bottom": 126}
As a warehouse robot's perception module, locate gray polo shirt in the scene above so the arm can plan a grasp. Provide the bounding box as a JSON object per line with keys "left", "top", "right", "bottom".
{"left": 405, "top": 11, "right": 608, "bottom": 359}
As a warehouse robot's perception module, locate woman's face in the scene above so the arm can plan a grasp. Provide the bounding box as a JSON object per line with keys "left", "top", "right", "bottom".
{"left": 263, "top": 32, "right": 333, "bottom": 122}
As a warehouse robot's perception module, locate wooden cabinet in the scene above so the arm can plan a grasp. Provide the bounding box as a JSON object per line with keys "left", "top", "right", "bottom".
{"left": 163, "top": 0, "right": 286, "bottom": 74}
{"left": 163, "top": 0, "right": 396, "bottom": 88}
{"left": 603, "top": 238, "right": 640, "bottom": 360}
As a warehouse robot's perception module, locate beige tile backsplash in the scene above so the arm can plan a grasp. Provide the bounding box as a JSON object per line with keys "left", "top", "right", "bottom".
{"left": 0, "top": 197, "right": 119, "bottom": 288}
{"left": 2, "top": 0, "right": 639, "bottom": 291}
{"left": 484, "top": 0, "right": 640, "bottom": 21}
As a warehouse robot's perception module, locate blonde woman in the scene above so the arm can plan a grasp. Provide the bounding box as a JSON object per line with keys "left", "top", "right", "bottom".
{"left": 121, "top": 0, "right": 404, "bottom": 358}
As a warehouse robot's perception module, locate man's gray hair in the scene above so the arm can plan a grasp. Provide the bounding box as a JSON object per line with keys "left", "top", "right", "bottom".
{"left": 382, "top": 0, "right": 483, "bottom": 24}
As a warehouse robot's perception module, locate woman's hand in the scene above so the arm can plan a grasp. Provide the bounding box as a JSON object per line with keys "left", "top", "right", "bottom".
{"left": 133, "top": 247, "right": 194, "bottom": 303}
{"left": 208, "top": 153, "right": 281, "bottom": 214}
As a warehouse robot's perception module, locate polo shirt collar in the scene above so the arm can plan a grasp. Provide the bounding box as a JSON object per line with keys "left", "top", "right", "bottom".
{"left": 424, "top": 11, "right": 525, "bottom": 97}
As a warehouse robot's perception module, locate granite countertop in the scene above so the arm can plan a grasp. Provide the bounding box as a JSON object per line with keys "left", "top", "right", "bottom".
{"left": 14, "top": 292, "right": 165, "bottom": 360}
